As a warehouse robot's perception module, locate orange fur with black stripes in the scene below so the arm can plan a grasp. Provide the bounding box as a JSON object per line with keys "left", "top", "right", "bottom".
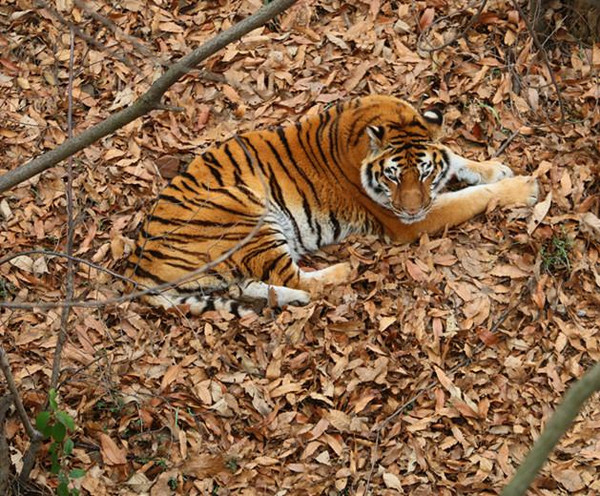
{"left": 128, "top": 95, "right": 538, "bottom": 315}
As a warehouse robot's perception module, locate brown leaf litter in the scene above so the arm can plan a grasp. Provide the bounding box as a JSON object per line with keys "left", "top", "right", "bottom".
{"left": 1, "top": 0, "right": 599, "bottom": 495}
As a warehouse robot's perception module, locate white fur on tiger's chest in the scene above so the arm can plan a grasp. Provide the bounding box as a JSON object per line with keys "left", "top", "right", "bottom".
{"left": 267, "top": 201, "right": 354, "bottom": 261}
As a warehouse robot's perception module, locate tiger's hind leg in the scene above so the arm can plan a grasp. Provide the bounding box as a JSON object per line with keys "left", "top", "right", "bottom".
{"left": 252, "top": 257, "right": 353, "bottom": 298}
{"left": 231, "top": 230, "right": 353, "bottom": 298}
{"left": 260, "top": 262, "right": 353, "bottom": 300}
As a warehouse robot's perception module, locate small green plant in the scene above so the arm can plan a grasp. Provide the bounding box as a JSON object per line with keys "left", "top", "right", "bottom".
{"left": 93, "top": 394, "right": 125, "bottom": 415}
{"left": 225, "top": 457, "right": 239, "bottom": 472}
{"left": 477, "top": 102, "right": 501, "bottom": 126}
{"left": 0, "top": 277, "right": 15, "bottom": 299}
{"left": 541, "top": 230, "right": 573, "bottom": 274}
{"left": 490, "top": 67, "right": 502, "bottom": 78}
{"left": 35, "top": 389, "right": 85, "bottom": 496}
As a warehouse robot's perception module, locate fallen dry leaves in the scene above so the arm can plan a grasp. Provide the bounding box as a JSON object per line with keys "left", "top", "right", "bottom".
{"left": 1, "top": 0, "right": 600, "bottom": 495}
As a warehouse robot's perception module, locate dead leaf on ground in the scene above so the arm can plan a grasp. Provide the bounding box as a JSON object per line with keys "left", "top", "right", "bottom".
{"left": 99, "top": 433, "right": 127, "bottom": 466}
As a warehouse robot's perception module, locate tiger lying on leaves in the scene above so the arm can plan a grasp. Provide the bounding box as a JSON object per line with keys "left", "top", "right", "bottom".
{"left": 128, "top": 95, "right": 538, "bottom": 316}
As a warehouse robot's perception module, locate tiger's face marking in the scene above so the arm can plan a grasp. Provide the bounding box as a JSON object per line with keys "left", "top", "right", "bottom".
{"left": 360, "top": 116, "right": 452, "bottom": 224}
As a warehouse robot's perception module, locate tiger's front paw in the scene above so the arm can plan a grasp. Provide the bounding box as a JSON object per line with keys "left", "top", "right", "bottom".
{"left": 495, "top": 175, "right": 539, "bottom": 207}
{"left": 479, "top": 160, "right": 514, "bottom": 183}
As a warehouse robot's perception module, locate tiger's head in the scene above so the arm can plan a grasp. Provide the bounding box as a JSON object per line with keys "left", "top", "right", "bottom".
{"left": 360, "top": 108, "right": 452, "bottom": 224}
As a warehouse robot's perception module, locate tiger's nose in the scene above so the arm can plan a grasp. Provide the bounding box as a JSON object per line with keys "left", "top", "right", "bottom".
{"left": 398, "top": 190, "right": 423, "bottom": 214}
{"left": 404, "top": 206, "right": 421, "bottom": 215}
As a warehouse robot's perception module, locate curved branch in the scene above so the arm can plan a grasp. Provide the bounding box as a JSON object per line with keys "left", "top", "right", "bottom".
{"left": 0, "top": 0, "right": 297, "bottom": 194}
{"left": 0, "top": 395, "right": 13, "bottom": 494}
{"left": 0, "top": 349, "right": 44, "bottom": 447}
{"left": 49, "top": 24, "right": 76, "bottom": 394}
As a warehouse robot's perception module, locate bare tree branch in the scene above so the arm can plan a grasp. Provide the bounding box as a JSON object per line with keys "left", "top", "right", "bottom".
{"left": 0, "top": 250, "right": 134, "bottom": 284}
{"left": 501, "top": 360, "right": 600, "bottom": 495}
{"left": 20, "top": 30, "right": 77, "bottom": 482}
{"left": 0, "top": 0, "right": 297, "bottom": 194}
{"left": 493, "top": 129, "right": 521, "bottom": 158}
{"left": 0, "top": 349, "right": 44, "bottom": 454}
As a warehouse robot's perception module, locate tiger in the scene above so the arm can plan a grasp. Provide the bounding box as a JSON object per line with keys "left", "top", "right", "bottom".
{"left": 127, "top": 95, "right": 538, "bottom": 316}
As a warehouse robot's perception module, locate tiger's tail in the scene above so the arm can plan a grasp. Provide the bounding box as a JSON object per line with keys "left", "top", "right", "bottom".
{"left": 129, "top": 277, "right": 312, "bottom": 317}
{"left": 144, "top": 290, "right": 255, "bottom": 317}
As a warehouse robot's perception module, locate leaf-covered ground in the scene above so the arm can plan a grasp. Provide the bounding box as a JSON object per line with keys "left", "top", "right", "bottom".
{"left": 1, "top": 1, "right": 600, "bottom": 494}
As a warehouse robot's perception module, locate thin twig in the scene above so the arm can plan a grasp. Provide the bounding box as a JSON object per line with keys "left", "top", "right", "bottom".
{"left": 363, "top": 284, "right": 528, "bottom": 494}
{"left": 493, "top": 128, "right": 521, "bottom": 158}
{"left": 34, "top": 0, "right": 138, "bottom": 72}
{"left": 0, "top": 251, "right": 187, "bottom": 323}
{"left": 0, "top": 0, "right": 297, "bottom": 193}
{"left": 0, "top": 206, "right": 269, "bottom": 311}
{"left": 51, "top": 26, "right": 77, "bottom": 391}
{"left": 67, "top": 0, "right": 232, "bottom": 84}
{"left": 20, "top": 27, "right": 77, "bottom": 483}
{"left": 56, "top": 355, "right": 112, "bottom": 391}
{"left": 501, "top": 361, "right": 600, "bottom": 495}
{"left": 196, "top": 69, "right": 230, "bottom": 84}
{"left": 511, "top": 0, "right": 567, "bottom": 123}
{"left": 73, "top": 0, "right": 166, "bottom": 65}
{"left": 0, "top": 250, "right": 135, "bottom": 284}
{"left": 417, "top": 0, "right": 488, "bottom": 53}
{"left": 154, "top": 103, "right": 185, "bottom": 112}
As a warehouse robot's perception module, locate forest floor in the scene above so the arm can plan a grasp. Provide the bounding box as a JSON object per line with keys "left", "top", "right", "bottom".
{"left": 1, "top": 0, "right": 599, "bottom": 495}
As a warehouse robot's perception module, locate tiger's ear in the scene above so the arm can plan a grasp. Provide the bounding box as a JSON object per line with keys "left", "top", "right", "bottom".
{"left": 366, "top": 125, "right": 386, "bottom": 152}
{"left": 422, "top": 108, "right": 443, "bottom": 127}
